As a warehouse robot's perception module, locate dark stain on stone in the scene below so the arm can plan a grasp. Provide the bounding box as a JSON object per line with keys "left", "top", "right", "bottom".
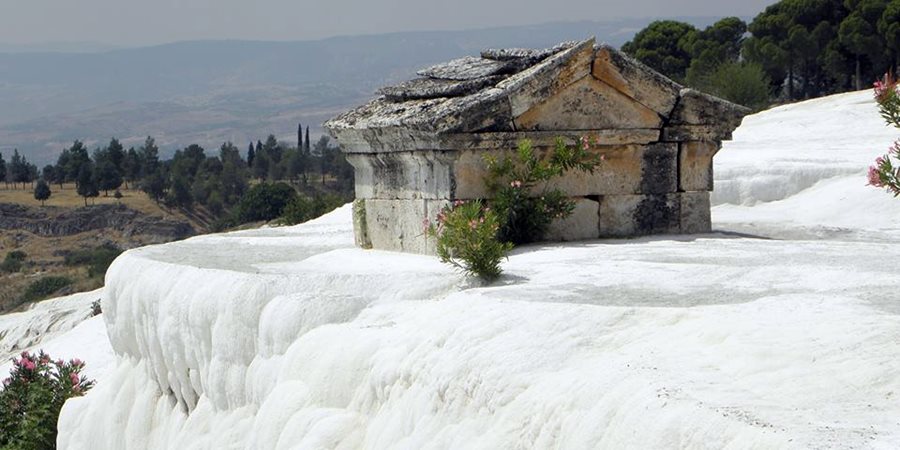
{"left": 634, "top": 195, "right": 680, "bottom": 234}
{"left": 640, "top": 144, "right": 677, "bottom": 194}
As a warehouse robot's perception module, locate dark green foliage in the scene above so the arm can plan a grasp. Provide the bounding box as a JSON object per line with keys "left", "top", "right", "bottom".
{"left": 696, "top": 62, "right": 773, "bottom": 110}
{"left": 33, "top": 180, "right": 51, "bottom": 206}
{"left": 140, "top": 166, "right": 168, "bottom": 205}
{"left": 427, "top": 200, "right": 513, "bottom": 281}
{"left": 279, "top": 194, "right": 347, "bottom": 225}
{"left": 0, "top": 152, "right": 6, "bottom": 185}
{"left": 76, "top": 163, "right": 99, "bottom": 206}
{"left": 1, "top": 251, "right": 26, "bottom": 273}
{"left": 622, "top": 20, "right": 698, "bottom": 81}
{"left": 484, "top": 138, "right": 600, "bottom": 245}
{"left": 8, "top": 149, "right": 37, "bottom": 189}
{"left": 232, "top": 182, "right": 297, "bottom": 223}
{"left": 0, "top": 351, "right": 94, "bottom": 450}
{"left": 21, "top": 277, "right": 72, "bottom": 303}
{"left": 64, "top": 244, "right": 123, "bottom": 279}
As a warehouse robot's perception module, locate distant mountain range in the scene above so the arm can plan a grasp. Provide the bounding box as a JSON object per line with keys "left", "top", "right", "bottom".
{"left": 0, "top": 18, "right": 720, "bottom": 166}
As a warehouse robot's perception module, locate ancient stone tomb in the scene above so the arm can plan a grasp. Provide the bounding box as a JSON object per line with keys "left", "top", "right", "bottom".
{"left": 325, "top": 38, "right": 749, "bottom": 253}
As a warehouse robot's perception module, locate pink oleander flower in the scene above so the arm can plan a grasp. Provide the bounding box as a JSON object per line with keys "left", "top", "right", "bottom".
{"left": 453, "top": 200, "right": 465, "bottom": 207}
{"left": 874, "top": 80, "right": 886, "bottom": 98}
{"left": 468, "top": 219, "right": 478, "bottom": 230}
{"left": 69, "top": 372, "right": 80, "bottom": 386}
{"left": 580, "top": 135, "right": 590, "bottom": 150}
{"left": 509, "top": 180, "right": 522, "bottom": 188}
{"left": 868, "top": 166, "right": 884, "bottom": 187}
{"left": 71, "top": 358, "right": 83, "bottom": 367}
{"left": 21, "top": 359, "right": 35, "bottom": 371}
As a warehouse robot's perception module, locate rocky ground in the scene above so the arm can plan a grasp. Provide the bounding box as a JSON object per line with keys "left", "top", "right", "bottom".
{"left": 0, "top": 187, "right": 199, "bottom": 312}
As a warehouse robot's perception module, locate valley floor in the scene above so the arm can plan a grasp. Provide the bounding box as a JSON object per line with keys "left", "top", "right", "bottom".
{"left": 5, "top": 91, "right": 900, "bottom": 449}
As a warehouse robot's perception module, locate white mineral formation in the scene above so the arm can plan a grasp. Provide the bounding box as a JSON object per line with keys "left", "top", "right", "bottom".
{"left": 24, "top": 90, "right": 900, "bottom": 448}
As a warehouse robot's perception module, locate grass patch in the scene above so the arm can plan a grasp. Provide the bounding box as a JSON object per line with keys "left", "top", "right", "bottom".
{"left": 21, "top": 276, "right": 72, "bottom": 303}
{"left": 64, "top": 244, "right": 123, "bottom": 279}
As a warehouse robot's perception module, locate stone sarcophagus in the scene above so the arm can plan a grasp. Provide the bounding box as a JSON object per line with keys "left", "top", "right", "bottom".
{"left": 325, "top": 38, "right": 749, "bottom": 253}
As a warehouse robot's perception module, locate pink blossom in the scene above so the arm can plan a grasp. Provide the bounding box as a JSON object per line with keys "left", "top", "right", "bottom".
{"left": 868, "top": 166, "right": 884, "bottom": 187}
{"left": 21, "top": 359, "right": 35, "bottom": 371}
{"left": 69, "top": 372, "right": 80, "bottom": 386}
{"left": 70, "top": 358, "right": 83, "bottom": 367}
{"left": 580, "top": 135, "right": 590, "bottom": 150}
{"left": 600, "top": 154, "right": 607, "bottom": 161}
{"left": 2, "top": 377, "right": 10, "bottom": 386}
{"left": 468, "top": 219, "right": 478, "bottom": 230}
{"left": 510, "top": 180, "right": 522, "bottom": 188}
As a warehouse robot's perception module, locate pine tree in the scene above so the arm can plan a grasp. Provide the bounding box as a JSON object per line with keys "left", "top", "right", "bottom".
{"left": 76, "top": 163, "right": 98, "bottom": 206}
{"left": 247, "top": 143, "right": 255, "bottom": 168}
{"left": 0, "top": 152, "right": 6, "bottom": 188}
{"left": 34, "top": 180, "right": 51, "bottom": 206}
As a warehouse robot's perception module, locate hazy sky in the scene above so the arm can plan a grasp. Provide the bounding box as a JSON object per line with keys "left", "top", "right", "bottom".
{"left": 0, "top": 0, "right": 776, "bottom": 47}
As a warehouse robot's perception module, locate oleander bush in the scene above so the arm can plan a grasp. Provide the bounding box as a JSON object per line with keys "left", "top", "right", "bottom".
{"left": 868, "top": 74, "right": 900, "bottom": 196}
{"left": 427, "top": 137, "right": 601, "bottom": 280}
{"left": 0, "top": 351, "right": 95, "bottom": 450}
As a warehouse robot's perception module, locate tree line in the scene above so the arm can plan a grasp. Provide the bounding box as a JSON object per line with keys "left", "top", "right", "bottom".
{"left": 0, "top": 123, "right": 354, "bottom": 217}
{"left": 622, "top": 0, "right": 900, "bottom": 108}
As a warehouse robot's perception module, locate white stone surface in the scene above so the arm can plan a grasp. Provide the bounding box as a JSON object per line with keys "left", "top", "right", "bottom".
{"left": 10, "top": 90, "right": 895, "bottom": 449}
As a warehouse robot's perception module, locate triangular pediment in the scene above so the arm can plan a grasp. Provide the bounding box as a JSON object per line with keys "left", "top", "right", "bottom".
{"left": 513, "top": 76, "right": 663, "bottom": 131}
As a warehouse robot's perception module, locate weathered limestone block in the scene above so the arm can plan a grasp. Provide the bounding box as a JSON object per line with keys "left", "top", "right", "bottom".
{"left": 514, "top": 76, "right": 663, "bottom": 131}
{"left": 453, "top": 143, "right": 677, "bottom": 199}
{"left": 545, "top": 198, "right": 600, "bottom": 241}
{"left": 346, "top": 152, "right": 455, "bottom": 200}
{"left": 417, "top": 56, "right": 514, "bottom": 80}
{"left": 640, "top": 143, "right": 678, "bottom": 194}
{"left": 499, "top": 39, "right": 595, "bottom": 117}
{"left": 680, "top": 191, "right": 711, "bottom": 234}
{"left": 661, "top": 125, "right": 734, "bottom": 142}
{"left": 591, "top": 44, "right": 681, "bottom": 117}
{"left": 599, "top": 194, "right": 681, "bottom": 237}
{"left": 378, "top": 76, "right": 503, "bottom": 102}
{"left": 437, "top": 130, "right": 661, "bottom": 150}
{"left": 352, "top": 199, "right": 372, "bottom": 249}
{"left": 667, "top": 89, "right": 750, "bottom": 142}
{"left": 362, "top": 199, "right": 448, "bottom": 254}
{"left": 679, "top": 141, "right": 719, "bottom": 192}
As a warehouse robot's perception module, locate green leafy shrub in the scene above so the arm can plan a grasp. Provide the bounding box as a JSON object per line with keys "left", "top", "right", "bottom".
{"left": 427, "top": 200, "right": 513, "bottom": 281}
{"left": 64, "top": 244, "right": 122, "bottom": 279}
{"left": 1, "top": 251, "right": 27, "bottom": 274}
{"left": 0, "top": 351, "right": 95, "bottom": 449}
{"left": 427, "top": 137, "right": 601, "bottom": 280}
{"left": 232, "top": 182, "right": 297, "bottom": 223}
{"left": 484, "top": 137, "right": 601, "bottom": 245}
{"left": 278, "top": 194, "right": 347, "bottom": 226}
{"left": 21, "top": 277, "right": 72, "bottom": 303}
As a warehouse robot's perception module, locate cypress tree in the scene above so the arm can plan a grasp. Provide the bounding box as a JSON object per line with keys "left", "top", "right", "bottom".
{"left": 247, "top": 143, "right": 255, "bottom": 168}
{"left": 298, "top": 122, "right": 303, "bottom": 150}
{"left": 304, "top": 126, "right": 310, "bottom": 155}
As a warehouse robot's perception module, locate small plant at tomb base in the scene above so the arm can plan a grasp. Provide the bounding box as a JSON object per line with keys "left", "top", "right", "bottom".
{"left": 426, "top": 137, "right": 601, "bottom": 280}
{"left": 868, "top": 74, "right": 900, "bottom": 196}
{"left": 484, "top": 137, "right": 602, "bottom": 245}
{"left": 0, "top": 351, "right": 95, "bottom": 450}
{"left": 426, "top": 200, "right": 513, "bottom": 281}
